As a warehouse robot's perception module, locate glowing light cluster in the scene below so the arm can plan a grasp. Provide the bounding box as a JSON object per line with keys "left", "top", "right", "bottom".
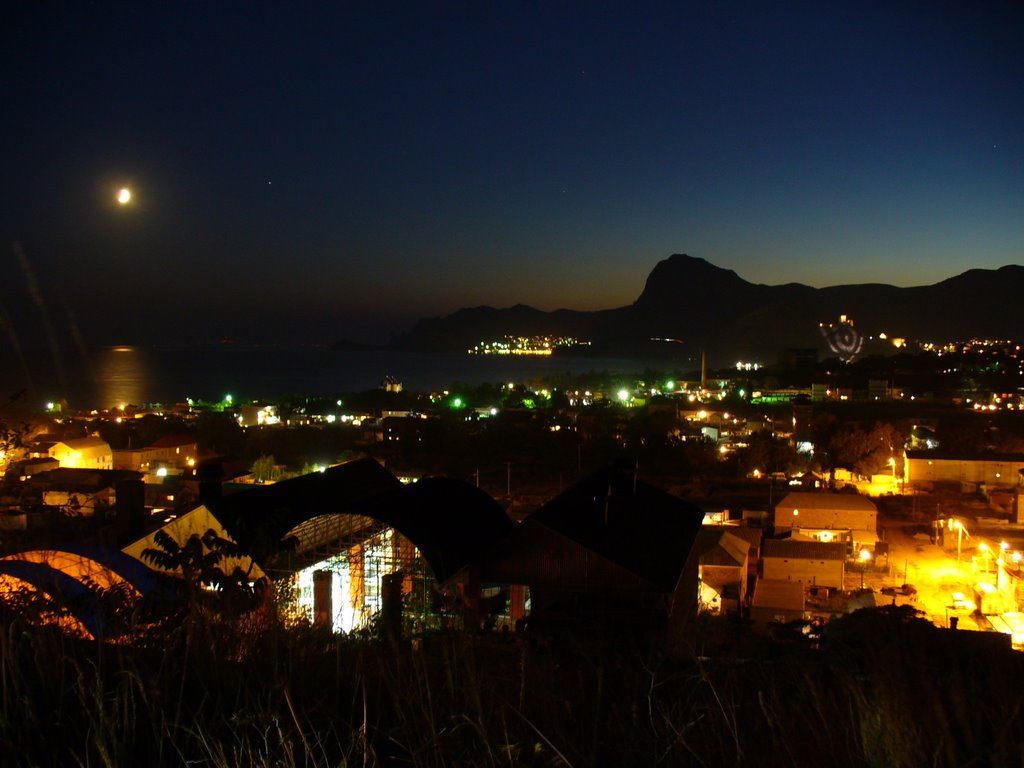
{"left": 468, "top": 335, "right": 590, "bottom": 355}
{"left": 819, "top": 314, "right": 863, "bottom": 362}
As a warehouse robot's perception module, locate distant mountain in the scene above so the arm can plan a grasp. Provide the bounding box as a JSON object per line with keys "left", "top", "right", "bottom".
{"left": 386, "top": 255, "right": 1024, "bottom": 366}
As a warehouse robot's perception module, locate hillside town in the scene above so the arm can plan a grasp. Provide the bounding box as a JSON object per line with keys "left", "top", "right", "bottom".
{"left": 3, "top": 336, "right": 1024, "bottom": 650}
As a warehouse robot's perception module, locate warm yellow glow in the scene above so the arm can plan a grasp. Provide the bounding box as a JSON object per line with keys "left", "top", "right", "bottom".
{"left": 117, "top": 187, "right": 131, "bottom": 204}
{"left": 859, "top": 548, "right": 872, "bottom": 562}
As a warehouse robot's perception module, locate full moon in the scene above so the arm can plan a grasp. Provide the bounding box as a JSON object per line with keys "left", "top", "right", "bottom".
{"left": 117, "top": 187, "right": 131, "bottom": 204}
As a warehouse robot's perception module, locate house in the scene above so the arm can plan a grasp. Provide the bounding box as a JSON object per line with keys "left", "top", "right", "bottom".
{"left": 113, "top": 434, "right": 198, "bottom": 474}
{"left": 467, "top": 466, "right": 705, "bottom": 642}
{"left": 905, "top": 450, "right": 1024, "bottom": 491}
{"left": 750, "top": 579, "right": 806, "bottom": 624}
{"left": 48, "top": 437, "right": 112, "bottom": 470}
{"left": 774, "top": 491, "right": 877, "bottom": 551}
{"left": 762, "top": 539, "right": 846, "bottom": 588}
{"left": 11, "top": 457, "right": 59, "bottom": 478}
{"left": 692, "top": 528, "right": 750, "bottom": 615}
{"left": 25, "top": 468, "right": 143, "bottom": 519}
{"left": 719, "top": 522, "right": 763, "bottom": 581}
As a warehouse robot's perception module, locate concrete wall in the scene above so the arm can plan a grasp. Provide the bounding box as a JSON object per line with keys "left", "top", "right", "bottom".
{"left": 762, "top": 556, "right": 845, "bottom": 589}
{"left": 906, "top": 456, "right": 1024, "bottom": 489}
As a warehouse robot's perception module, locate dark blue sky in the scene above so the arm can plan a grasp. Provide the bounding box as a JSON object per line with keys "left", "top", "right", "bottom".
{"left": 2, "top": 2, "right": 1021, "bottom": 345}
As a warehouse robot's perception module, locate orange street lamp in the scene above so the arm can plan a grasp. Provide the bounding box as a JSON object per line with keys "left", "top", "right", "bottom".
{"left": 952, "top": 520, "right": 969, "bottom": 573}
{"left": 859, "top": 548, "right": 873, "bottom": 589}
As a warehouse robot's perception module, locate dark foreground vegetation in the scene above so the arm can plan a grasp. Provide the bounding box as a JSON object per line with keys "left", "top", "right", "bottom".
{"left": 1, "top": 604, "right": 1022, "bottom": 767}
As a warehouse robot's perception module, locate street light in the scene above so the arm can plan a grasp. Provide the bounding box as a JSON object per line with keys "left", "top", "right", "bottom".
{"left": 952, "top": 520, "right": 970, "bottom": 573}
{"left": 859, "top": 548, "right": 873, "bottom": 589}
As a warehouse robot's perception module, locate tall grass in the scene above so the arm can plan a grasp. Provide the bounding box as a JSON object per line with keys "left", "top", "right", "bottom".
{"left": 0, "top": 604, "right": 1021, "bottom": 766}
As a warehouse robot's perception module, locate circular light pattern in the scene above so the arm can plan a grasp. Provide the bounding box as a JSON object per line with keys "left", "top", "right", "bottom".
{"left": 117, "top": 187, "right": 131, "bottom": 205}
{"left": 820, "top": 317, "right": 864, "bottom": 362}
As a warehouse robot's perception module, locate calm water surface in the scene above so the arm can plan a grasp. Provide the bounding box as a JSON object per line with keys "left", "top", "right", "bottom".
{"left": 1, "top": 343, "right": 699, "bottom": 409}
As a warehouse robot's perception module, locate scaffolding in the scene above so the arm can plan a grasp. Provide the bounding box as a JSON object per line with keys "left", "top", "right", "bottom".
{"left": 271, "top": 512, "right": 436, "bottom": 633}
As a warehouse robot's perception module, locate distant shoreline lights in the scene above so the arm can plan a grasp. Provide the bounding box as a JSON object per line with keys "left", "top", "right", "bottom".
{"left": 468, "top": 335, "right": 592, "bottom": 356}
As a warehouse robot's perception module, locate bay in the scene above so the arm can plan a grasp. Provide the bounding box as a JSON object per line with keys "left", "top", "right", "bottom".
{"left": 1, "top": 343, "right": 699, "bottom": 410}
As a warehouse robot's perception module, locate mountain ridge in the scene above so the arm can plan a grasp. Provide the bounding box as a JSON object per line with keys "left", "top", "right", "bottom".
{"left": 384, "top": 255, "right": 1024, "bottom": 365}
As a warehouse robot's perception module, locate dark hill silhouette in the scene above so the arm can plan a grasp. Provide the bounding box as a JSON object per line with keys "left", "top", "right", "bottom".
{"left": 386, "top": 255, "right": 1024, "bottom": 365}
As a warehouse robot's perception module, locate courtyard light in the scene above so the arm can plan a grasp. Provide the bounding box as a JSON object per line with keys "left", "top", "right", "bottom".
{"left": 859, "top": 548, "right": 873, "bottom": 589}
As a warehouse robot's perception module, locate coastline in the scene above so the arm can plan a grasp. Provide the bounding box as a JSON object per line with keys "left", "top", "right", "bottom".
{"left": 0, "top": 342, "right": 703, "bottom": 410}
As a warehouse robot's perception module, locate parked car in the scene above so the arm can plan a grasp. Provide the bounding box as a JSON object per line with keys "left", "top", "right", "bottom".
{"left": 881, "top": 584, "right": 917, "bottom": 597}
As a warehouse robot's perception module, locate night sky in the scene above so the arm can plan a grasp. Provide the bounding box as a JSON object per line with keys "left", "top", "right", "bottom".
{"left": 2, "top": 3, "right": 1021, "bottom": 346}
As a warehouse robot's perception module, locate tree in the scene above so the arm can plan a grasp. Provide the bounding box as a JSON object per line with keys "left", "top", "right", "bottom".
{"left": 735, "top": 429, "right": 800, "bottom": 477}
{"left": 0, "top": 416, "right": 26, "bottom": 475}
{"left": 829, "top": 420, "right": 906, "bottom": 477}
{"left": 250, "top": 454, "right": 279, "bottom": 483}
{"left": 141, "top": 528, "right": 262, "bottom": 617}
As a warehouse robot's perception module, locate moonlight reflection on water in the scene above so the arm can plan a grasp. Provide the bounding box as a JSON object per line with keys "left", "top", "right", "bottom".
{"left": 3, "top": 343, "right": 703, "bottom": 409}
{"left": 96, "top": 346, "right": 151, "bottom": 409}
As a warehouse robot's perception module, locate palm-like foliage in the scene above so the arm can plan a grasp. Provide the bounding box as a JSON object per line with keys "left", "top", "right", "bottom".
{"left": 141, "top": 528, "right": 262, "bottom": 617}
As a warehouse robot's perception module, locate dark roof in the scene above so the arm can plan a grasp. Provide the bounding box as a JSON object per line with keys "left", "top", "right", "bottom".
{"left": 210, "top": 458, "right": 512, "bottom": 583}
{"left": 147, "top": 434, "right": 197, "bottom": 449}
{"left": 211, "top": 458, "right": 404, "bottom": 547}
{"left": 905, "top": 450, "right": 1024, "bottom": 462}
{"left": 26, "top": 468, "right": 143, "bottom": 490}
{"left": 527, "top": 467, "right": 704, "bottom": 591}
{"left": 776, "top": 492, "right": 877, "bottom": 512}
{"left": 693, "top": 528, "right": 748, "bottom": 567}
{"left": 763, "top": 539, "right": 847, "bottom": 560}
{"left": 20, "top": 457, "right": 59, "bottom": 467}
{"left": 361, "top": 477, "right": 513, "bottom": 583}
{"left": 719, "top": 524, "right": 762, "bottom": 551}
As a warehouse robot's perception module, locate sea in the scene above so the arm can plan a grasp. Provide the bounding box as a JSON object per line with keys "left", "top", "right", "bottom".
{"left": 0, "top": 343, "right": 700, "bottom": 410}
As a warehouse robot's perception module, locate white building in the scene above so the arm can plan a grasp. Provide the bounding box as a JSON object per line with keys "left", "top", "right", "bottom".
{"left": 774, "top": 491, "right": 877, "bottom": 551}
{"left": 48, "top": 437, "right": 113, "bottom": 470}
